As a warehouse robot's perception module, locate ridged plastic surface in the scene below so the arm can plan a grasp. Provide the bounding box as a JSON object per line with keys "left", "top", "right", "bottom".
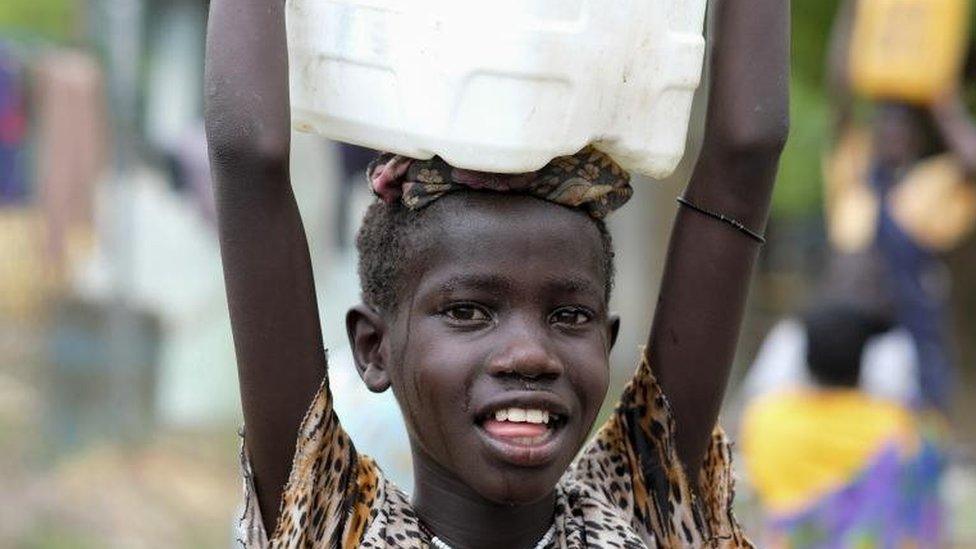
{"left": 286, "top": 0, "right": 707, "bottom": 177}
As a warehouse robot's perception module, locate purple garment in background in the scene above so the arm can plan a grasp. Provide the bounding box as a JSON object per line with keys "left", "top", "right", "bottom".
{"left": 0, "top": 46, "right": 29, "bottom": 205}
{"left": 767, "top": 439, "right": 944, "bottom": 548}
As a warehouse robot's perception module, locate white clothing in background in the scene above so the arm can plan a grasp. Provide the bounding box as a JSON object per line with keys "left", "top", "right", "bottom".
{"left": 743, "top": 318, "right": 920, "bottom": 405}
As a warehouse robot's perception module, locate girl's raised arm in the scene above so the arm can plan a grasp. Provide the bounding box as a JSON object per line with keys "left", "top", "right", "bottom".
{"left": 647, "top": 0, "right": 790, "bottom": 480}
{"left": 205, "top": 0, "right": 326, "bottom": 532}
{"left": 931, "top": 90, "right": 976, "bottom": 176}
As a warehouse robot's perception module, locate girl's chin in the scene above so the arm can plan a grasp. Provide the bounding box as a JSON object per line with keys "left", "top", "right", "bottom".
{"left": 474, "top": 476, "right": 562, "bottom": 506}
{"left": 451, "top": 426, "right": 580, "bottom": 504}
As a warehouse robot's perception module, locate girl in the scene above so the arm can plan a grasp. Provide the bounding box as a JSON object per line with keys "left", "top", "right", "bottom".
{"left": 205, "top": 0, "right": 788, "bottom": 547}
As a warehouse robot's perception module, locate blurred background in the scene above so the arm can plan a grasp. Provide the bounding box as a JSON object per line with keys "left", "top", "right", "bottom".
{"left": 0, "top": 0, "right": 974, "bottom": 547}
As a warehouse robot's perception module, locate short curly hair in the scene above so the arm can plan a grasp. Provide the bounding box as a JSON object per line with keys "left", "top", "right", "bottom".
{"left": 355, "top": 191, "right": 616, "bottom": 315}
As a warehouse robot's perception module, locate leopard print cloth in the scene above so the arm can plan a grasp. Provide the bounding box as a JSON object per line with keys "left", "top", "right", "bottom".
{"left": 238, "top": 357, "right": 753, "bottom": 548}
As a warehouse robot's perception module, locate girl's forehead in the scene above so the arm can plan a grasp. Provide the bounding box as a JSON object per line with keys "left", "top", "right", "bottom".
{"left": 411, "top": 219, "right": 605, "bottom": 299}
{"left": 426, "top": 201, "right": 602, "bottom": 266}
{"left": 389, "top": 193, "right": 612, "bottom": 312}
{"left": 429, "top": 193, "right": 602, "bottom": 244}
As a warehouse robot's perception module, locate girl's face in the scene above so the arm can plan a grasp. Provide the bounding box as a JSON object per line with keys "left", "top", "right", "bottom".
{"left": 374, "top": 195, "right": 617, "bottom": 504}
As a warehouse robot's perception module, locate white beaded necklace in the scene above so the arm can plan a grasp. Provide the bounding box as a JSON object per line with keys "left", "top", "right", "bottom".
{"left": 429, "top": 524, "right": 556, "bottom": 549}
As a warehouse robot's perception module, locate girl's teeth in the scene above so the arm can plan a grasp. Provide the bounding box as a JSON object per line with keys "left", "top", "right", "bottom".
{"left": 491, "top": 407, "right": 553, "bottom": 425}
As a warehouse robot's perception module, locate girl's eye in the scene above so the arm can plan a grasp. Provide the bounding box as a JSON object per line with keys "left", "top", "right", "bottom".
{"left": 443, "top": 304, "right": 491, "bottom": 324}
{"left": 549, "top": 307, "right": 593, "bottom": 326}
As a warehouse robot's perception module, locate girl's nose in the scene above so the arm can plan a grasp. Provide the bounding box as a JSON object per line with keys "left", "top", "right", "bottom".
{"left": 486, "top": 321, "right": 563, "bottom": 380}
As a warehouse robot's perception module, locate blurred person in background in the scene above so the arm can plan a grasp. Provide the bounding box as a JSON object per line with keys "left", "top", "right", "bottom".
{"left": 824, "top": 0, "right": 976, "bottom": 415}
{"left": 741, "top": 302, "right": 944, "bottom": 547}
{"left": 738, "top": 1, "right": 976, "bottom": 545}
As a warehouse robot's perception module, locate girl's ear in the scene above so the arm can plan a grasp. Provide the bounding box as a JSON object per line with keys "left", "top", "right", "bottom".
{"left": 608, "top": 314, "right": 621, "bottom": 352}
{"left": 346, "top": 304, "right": 392, "bottom": 393}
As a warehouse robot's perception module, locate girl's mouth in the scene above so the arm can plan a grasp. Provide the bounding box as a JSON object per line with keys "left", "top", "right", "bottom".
{"left": 482, "top": 406, "right": 557, "bottom": 444}
{"left": 476, "top": 405, "right": 568, "bottom": 466}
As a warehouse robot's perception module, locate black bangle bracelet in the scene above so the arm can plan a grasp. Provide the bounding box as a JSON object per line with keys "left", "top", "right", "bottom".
{"left": 676, "top": 196, "right": 766, "bottom": 245}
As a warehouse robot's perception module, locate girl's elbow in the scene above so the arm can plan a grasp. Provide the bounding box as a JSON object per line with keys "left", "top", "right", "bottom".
{"left": 719, "top": 112, "right": 790, "bottom": 158}
{"left": 204, "top": 99, "right": 290, "bottom": 172}
{"left": 207, "top": 127, "right": 290, "bottom": 175}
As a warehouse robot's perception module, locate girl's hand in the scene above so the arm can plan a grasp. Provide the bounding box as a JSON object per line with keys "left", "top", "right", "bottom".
{"left": 930, "top": 87, "right": 976, "bottom": 177}
{"left": 930, "top": 88, "right": 966, "bottom": 119}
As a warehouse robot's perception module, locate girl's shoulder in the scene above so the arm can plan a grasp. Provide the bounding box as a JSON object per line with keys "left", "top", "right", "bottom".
{"left": 566, "top": 359, "right": 753, "bottom": 548}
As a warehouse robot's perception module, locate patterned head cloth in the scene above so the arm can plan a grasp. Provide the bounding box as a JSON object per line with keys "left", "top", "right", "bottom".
{"left": 366, "top": 146, "right": 633, "bottom": 219}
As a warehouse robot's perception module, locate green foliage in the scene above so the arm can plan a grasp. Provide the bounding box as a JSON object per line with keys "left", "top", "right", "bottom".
{"left": 18, "top": 520, "right": 99, "bottom": 549}
{"left": 770, "top": 0, "right": 842, "bottom": 220}
{"left": 0, "top": 0, "right": 77, "bottom": 43}
{"left": 791, "top": 0, "right": 843, "bottom": 85}
{"left": 773, "top": 80, "right": 828, "bottom": 219}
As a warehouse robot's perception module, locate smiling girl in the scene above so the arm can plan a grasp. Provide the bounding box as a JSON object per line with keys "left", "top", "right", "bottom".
{"left": 205, "top": 0, "right": 789, "bottom": 547}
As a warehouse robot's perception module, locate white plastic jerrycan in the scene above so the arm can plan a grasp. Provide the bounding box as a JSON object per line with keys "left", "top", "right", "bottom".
{"left": 286, "top": 0, "right": 708, "bottom": 178}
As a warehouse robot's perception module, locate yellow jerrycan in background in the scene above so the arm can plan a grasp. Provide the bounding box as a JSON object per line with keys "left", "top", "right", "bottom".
{"left": 849, "top": 0, "right": 972, "bottom": 104}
